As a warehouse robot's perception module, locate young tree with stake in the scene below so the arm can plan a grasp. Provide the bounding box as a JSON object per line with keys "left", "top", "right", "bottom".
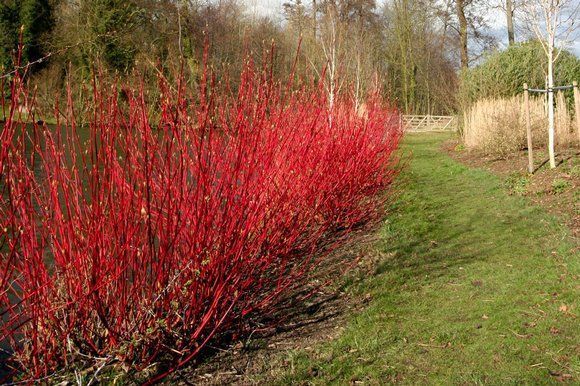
{"left": 520, "top": 0, "right": 578, "bottom": 168}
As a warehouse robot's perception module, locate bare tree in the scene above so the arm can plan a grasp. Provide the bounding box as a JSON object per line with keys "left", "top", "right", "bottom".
{"left": 506, "top": 0, "right": 515, "bottom": 44}
{"left": 438, "top": 0, "right": 496, "bottom": 69}
{"left": 284, "top": 0, "right": 380, "bottom": 113}
{"left": 519, "top": 0, "right": 578, "bottom": 168}
{"left": 456, "top": 0, "right": 469, "bottom": 69}
{"left": 319, "top": 1, "right": 344, "bottom": 111}
{"left": 379, "top": 0, "right": 458, "bottom": 114}
{"left": 484, "top": 0, "right": 517, "bottom": 45}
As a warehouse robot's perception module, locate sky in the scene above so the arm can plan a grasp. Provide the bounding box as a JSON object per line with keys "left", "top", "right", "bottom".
{"left": 242, "top": 0, "right": 580, "bottom": 57}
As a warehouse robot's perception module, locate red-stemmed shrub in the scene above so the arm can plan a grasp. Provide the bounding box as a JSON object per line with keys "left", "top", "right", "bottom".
{"left": 0, "top": 55, "right": 401, "bottom": 382}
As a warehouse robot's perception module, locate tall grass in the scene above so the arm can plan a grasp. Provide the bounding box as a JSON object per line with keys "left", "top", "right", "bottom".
{"left": 0, "top": 54, "right": 402, "bottom": 382}
{"left": 463, "top": 94, "right": 576, "bottom": 157}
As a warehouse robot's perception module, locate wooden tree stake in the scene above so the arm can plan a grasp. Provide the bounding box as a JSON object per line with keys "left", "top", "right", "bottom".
{"left": 524, "top": 83, "right": 534, "bottom": 174}
{"left": 574, "top": 81, "right": 580, "bottom": 143}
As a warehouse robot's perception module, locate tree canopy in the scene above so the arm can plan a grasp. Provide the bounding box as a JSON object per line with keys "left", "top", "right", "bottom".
{"left": 460, "top": 40, "right": 580, "bottom": 105}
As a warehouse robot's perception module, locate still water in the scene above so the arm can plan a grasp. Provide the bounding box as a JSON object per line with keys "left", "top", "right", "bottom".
{"left": 0, "top": 122, "right": 93, "bottom": 380}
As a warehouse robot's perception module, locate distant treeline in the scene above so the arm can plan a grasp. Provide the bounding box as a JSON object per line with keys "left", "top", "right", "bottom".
{"left": 3, "top": 0, "right": 571, "bottom": 116}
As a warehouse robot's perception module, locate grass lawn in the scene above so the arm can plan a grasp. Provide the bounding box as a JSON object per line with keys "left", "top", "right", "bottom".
{"left": 277, "top": 133, "right": 579, "bottom": 385}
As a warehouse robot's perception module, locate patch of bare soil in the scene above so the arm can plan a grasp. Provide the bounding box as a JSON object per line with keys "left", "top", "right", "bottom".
{"left": 164, "top": 229, "right": 386, "bottom": 385}
{"left": 444, "top": 139, "right": 579, "bottom": 243}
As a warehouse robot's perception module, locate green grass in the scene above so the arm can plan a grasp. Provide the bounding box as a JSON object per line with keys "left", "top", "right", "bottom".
{"left": 277, "top": 133, "right": 579, "bottom": 385}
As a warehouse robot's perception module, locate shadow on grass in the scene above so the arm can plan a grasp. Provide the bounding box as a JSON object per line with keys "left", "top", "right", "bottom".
{"left": 374, "top": 230, "right": 485, "bottom": 280}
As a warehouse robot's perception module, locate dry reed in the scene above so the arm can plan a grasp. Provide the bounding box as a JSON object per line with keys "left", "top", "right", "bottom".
{"left": 463, "top": 95, "right": 576, "bottom": 157}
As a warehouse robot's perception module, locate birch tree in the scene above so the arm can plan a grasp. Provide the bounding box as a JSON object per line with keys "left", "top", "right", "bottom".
{"left": 319, "top": 1, "right": 344, "bottom": 111}
{"left": 283, "top": 0, "right": 346, "bottom": 111}
{"left": 520, "top": 0, "right": 578, "bottom": 168}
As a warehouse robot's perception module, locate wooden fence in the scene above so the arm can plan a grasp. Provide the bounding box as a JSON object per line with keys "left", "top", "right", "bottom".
{"left": 402, "top": 115, "right": 457, "bottom": 132}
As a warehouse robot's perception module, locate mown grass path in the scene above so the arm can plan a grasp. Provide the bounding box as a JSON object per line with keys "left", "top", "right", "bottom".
{"left": 278, "top": 133, "right": 579, "bottom": 385}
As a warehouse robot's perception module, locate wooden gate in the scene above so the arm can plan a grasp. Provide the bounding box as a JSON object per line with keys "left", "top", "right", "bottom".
{"left": 402, "top": 115, "right": 457, "bottom": 132}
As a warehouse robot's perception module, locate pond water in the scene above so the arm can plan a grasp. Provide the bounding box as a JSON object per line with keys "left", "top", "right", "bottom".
{"left": 0, "top": 122, "right": 92, "bottom": 380}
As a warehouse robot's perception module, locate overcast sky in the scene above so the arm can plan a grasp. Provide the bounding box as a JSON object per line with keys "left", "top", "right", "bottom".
{"left": 242, "top": 0, "right": 580, "bottom": 57}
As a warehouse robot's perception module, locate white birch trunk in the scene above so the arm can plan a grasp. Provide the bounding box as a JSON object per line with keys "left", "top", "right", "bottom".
{"left": 547, "top": 35, "right": 555, "bottom": 168}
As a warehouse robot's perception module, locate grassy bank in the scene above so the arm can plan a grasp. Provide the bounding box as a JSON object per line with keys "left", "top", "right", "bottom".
{"left": 278, "top": 133, "right": 579, "bottom": 384}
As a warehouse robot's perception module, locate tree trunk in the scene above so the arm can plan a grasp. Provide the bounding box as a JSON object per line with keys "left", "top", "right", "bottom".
{"left": 394, "top": 0, "right": 410, "bottom": 113}
{"left": 312, "top": 0, "right": 317, "bottom": 41}
{"left": 456, "top": 0, "right": 468, "bottom": 69}
{"left": 506, "top": 0, "right": 515, "bottom": 45}
{"left": 524, "top": 83, "right": 534, "bottom": 173}
{"left": 547, "top": 42, "right": 556, "bottom": 168}
{"left": 354, "top": 5, "right": 363, "bottom": 111}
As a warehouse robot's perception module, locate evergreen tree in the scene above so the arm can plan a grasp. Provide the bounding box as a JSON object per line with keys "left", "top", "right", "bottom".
{"left": 84, "top": 0, "right": 140, "bottom": 72}
{"left": 0, "top": 1, "right": 19, "bottom": 70}
{"left": 0, "top": 0, "right": 53, "bottom": 72}
{"left": 19, "top": 0, "right": 53, "bottom": 65}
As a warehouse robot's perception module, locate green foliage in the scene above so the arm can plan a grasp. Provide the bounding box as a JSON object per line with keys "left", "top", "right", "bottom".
{"left": 505, "top": 172, "right": 530, "bottom": 196}
{"left": 0, "top": 1, "right": 21, "bottom": 70}
{"left": 19, "top": 0, "right": 52, "bottom": 64}
{"left": 83, "top": 0, "right": 141, "bottom": 73}
{"left": 0, "top": 0, "right": 53, "bottom": 71}
{"left": 551, "top": 178, "right": 571, "bottom": 194}
{"left": 460, "top": 41, "right": 580, "bottom": 106}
